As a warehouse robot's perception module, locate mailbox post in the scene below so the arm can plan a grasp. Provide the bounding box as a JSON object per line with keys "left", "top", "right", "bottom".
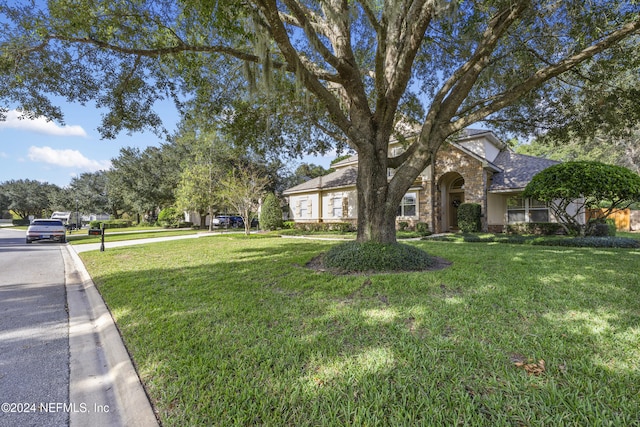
{"left": 88, "top": 225, "right": 105, "bottom": 252}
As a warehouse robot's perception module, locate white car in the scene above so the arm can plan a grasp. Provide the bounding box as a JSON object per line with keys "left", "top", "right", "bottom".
{"left": 26, "top": 219, "right": 67, "bottom": 243}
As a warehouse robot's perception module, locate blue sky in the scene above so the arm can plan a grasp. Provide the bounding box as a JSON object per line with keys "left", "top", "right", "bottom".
{"left": 0, "top": 102, "right": 334, "bottom": 188}
{"left": 0, "top": 101, "right": 173, "bottom": 188}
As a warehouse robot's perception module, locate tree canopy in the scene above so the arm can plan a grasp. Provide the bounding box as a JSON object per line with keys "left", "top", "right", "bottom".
{"left": 0, "top": 179, "right": 60, "bottom": 219}
{"left": 1, "top": 1, "right": 638, "bottom": 243}
{"left": 523, "top": 161, "right": 640, "bottom": 236}
{"left": 517, "top": 126, "right": 640, "bottom": 174}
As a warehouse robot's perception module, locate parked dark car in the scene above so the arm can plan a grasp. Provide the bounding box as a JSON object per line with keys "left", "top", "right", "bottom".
{"left": 212, "top": 215, "right": 258, "bottom": 228}
{"left": 212, "top": 215, "right": 243, "bottom": 228}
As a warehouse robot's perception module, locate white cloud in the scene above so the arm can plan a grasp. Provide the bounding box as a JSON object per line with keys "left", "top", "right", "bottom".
{"left": 28, "top": 146, "right": 111, "bottom": 172}
{"left": 0, "top": 110, "right": 87, "bottom": 137}
{"left": 0, "top": 151, "right": 8, "bottom": 158}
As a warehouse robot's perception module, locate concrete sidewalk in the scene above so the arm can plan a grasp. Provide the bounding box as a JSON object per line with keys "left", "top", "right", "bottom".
{"left": 64, "top": 244, "right": 159, "bottom": 426}
{"left": 72, "top": 233, "right": 204, "bottom": 253}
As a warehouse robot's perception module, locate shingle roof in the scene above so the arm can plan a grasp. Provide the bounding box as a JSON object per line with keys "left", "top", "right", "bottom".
{"left": 282, "top": 166, "right": 358, "bottom": 194}
{"left": 329, "top": 154, "right": 358, "bottom": 169}
{"left": 489, "top": 151, "right": 559, "bottom": 192}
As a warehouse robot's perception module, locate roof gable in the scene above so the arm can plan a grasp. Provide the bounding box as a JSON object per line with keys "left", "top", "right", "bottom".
{"left": 283, "top": 166, "right": 357, "bottom": 194}
{"left": 490, "top": 151, "right": 559, "bottom": 192}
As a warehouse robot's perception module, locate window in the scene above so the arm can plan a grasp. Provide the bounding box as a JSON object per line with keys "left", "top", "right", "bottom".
{"left": 529, "top": 199, "right": 549, "bottom": 222}
{"left": 507, "top": 197, "right": 549, "bottom": 223}
{"left": 451, "top": 177, "right": 465, "bottom": 190}
{"left": 299, "top": 198, "right": 308, "bottom": 218}
{"left": 397, "top": 193, "right": 417, "bottom": 217}
{"left": 507, "top": 197, "right": 526, "bottom": 223}
{"left": 332, "top": 197, "right": 343, "bottom": 217}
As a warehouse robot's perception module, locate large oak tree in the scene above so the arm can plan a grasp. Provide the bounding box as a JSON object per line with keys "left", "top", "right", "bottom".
{"left": 1, "top": 1, "right": 638, "bottom": 243}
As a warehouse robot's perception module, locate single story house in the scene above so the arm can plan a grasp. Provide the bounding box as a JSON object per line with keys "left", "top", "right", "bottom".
{"left": 283, "top": 129, "right": 585, "bottom": 233}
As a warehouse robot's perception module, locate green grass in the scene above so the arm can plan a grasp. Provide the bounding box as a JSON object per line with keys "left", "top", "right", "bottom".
{"left": 80, "top": 236, "right": 640, "bottom": 426}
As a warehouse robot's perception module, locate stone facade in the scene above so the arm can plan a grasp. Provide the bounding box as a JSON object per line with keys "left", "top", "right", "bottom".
{"left": 414, "top": 143, "right": 492, "bottom": 233}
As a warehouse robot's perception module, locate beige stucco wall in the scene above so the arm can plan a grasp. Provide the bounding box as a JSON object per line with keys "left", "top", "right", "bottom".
{"left": 487, "top": 193, "right": 507, "bottom": 227}
{"left": 321, "top": 189, "right": 357, "bottom": 222}
{"left": 288, "top": 192, "right": 321, "bottom": 221}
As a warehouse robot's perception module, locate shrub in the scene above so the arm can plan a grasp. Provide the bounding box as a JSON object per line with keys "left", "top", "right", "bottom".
{"left": 416, "top": 222, "right": 431, "bottom": 236}
{"left": 158, "top": 207, "right": 183, "bottom": 228}
{"left": 89, "top": 219, "right": 132, "bottom": 229}
{"left": 531, "top": 236, "right": 640, "bottom": 248}
{"left": 12, "top": 218, "right": 31, "bottom": 226}
{"left": 290, "top": 222, "right": 355, "bottom": 233}
{"left": 397, "top": 221, "right": 409, "bottom": 231}
{"left": 323, "top": 241, "right": 435, "bottom": 272}
{"left": 260, "top": 193, "right": 283, "bottom": 231}
{"left": 586, "top": 218, "right": 617, "bottom": 237}
{"left": 425, "top": 232, "right": 640, "bottom": 248}
{"left": 523, "top": 161, "right": 640, "bottom": 236}
{"left": 507, "top": 222, "right": 565, "bottom": 235}
{"left": 457, "top": 203, "right": 482, "bottom": 233}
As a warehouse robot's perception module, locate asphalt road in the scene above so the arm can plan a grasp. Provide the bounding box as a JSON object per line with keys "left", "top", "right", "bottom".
{"left": 0, "top": 228, "right": 69, "bottom": 427}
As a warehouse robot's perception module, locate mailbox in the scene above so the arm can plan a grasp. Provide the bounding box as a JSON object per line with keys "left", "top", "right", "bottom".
{"left": 88, "top": 228, "right": 103, "bottom": 236}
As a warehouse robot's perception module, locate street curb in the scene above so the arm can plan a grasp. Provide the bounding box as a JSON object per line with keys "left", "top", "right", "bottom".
{"left": 63, "top": 245, "right": 159, "bottom": 427}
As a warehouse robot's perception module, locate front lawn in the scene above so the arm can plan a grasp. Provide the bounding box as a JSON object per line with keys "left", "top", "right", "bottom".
{"left": 80, "top": 236, "right": 640, "bottom": 426}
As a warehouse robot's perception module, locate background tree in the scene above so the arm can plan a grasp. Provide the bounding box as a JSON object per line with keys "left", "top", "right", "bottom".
{"left": 278, "top": 162, "right": 332, "bottom": 192}
{"left": 0, "top": 190, "right": 10, "bottom": 218}
{"left": 174, "top": 131, "right": 232, "bottom": 230}
{"left": 219, "top": 167, "right": 270, "bottom": 236}
{"left": 1, "top": 1, "right": 639, "bottom": 244}
{"left": 0, "top": 179, "right": 60, "bottom": 219}
{"left": 67, "top": 171, "right": 111, "bottom": 215}
{"left": 260, "top": 193, "right": 283, "bottom": 231}
{"left": 523, "top": 161, "right": 640, "bottom": 236}
{"left": 514, "top": 46, "right": 640, "bottom": 144}
{"left": 108, "top": 146, "right": 183, "bottom": 222}
{"left": 517, "top": 127, "right": 640, "bottom": 174}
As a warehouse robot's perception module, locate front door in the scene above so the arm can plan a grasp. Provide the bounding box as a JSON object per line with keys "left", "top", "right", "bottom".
{"left": 450, "top": 193, "right": 464, "bottom": 230}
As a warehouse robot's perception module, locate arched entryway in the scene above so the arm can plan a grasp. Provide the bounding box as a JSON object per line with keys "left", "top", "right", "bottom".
{"left": 439, "top": 172, "right": 465, "bottom": 231}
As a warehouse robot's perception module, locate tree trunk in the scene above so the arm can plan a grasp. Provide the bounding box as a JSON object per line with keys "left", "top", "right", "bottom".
{"left": 198, "top": 209, "right": 207, "bottom": 229}
{"left": 355, "top": 149, "right": 398, "bottom": 244}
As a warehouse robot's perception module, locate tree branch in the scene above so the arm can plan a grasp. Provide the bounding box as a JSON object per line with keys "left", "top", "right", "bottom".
{"left": 451, "top": 17, "right": 640, "bottom": 132}
{"left": 251, "top": 0, "right": 354, "bottom": 141}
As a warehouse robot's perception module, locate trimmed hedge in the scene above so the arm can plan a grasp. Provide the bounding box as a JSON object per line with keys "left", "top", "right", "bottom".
{"left": 531, "top": 236, "right": 639, "bottom": 248}
{"left": 323, "top": 241, "right": 435, "bottom": 272}
{"left": 506, "top": 222, "right": 565, "bottom": 235}
{"left": 260, "top": 193, "right": 283, "bottom": 231}
{"left": 89, "top": 219, "right": 132, "bottom": 229}
{"left": 457, "top": 203, "right": 482, "bottom": 233}
{"left": 289, "top": 222, "right": 355, "bottom": 233}
{"left": 12, "top": 218, "right": 31, "bottom": 226}
{"left": 425, "top": 233, "right": 640, "bottom": 248}
{"left": 586, "top": 218, "right": 617, "bottom": 237}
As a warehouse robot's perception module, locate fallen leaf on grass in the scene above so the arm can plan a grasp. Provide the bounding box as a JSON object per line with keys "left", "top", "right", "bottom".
{"left": 514, "top": 359, "right": 546, "bottom": 376}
